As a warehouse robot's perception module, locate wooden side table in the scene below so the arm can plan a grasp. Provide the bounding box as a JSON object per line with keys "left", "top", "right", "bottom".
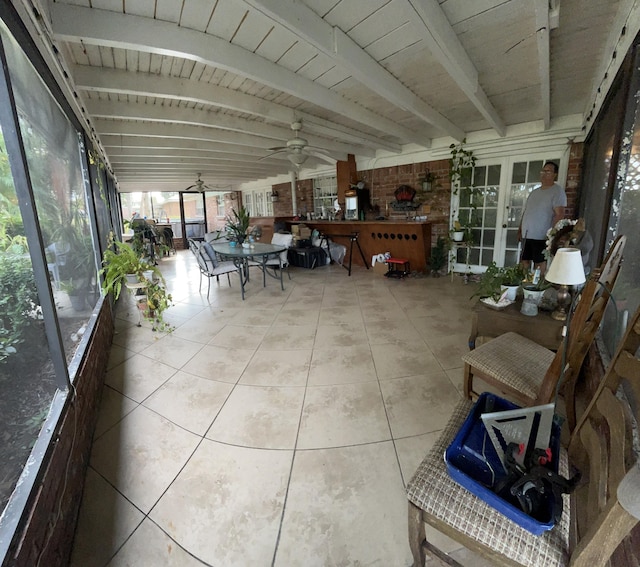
{"left": 469, "top": 300, "right": 565, "bottom": 351}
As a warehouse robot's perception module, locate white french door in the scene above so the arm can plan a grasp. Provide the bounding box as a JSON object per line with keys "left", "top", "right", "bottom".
{"left": 450, "top": 153, "right": 564, "bottom": 273}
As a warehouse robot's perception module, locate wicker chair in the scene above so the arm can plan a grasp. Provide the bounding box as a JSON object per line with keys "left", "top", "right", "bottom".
{"left": 407, "top": 304, "right": 640, "bottom": 567}
{"left": 462, "top": 235, "right": 625, "bottom": 431}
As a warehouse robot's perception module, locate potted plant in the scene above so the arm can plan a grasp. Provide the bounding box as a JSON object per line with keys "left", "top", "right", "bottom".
{"left": 473, "top": 263, "right": 527, "bottom": 301}
{"left": 225, "top": 205, "right": 250, "bottom": 245}
{"left": 142, "top": 279, "right": 173, "bottom": 332}
{"left": 100, "top": 237, "right": 158, "bottom": 300}
{"left": 429, "top": 236, "right": 448, "bottom": 276}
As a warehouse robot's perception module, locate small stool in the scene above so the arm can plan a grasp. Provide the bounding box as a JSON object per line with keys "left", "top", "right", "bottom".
{"left": 385, "top": 258, "right": 410, "bottom": 278}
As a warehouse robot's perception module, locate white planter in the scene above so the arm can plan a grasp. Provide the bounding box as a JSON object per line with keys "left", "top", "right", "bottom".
{"left": 125, "top": 273, "right": 139, "bottom": 284}
{"left": 500, "top": 284, "right": 519, "bottom": 301}
{"left": 522, "top": 286, "right": 545, "bottom": 306}
{"left": 452, "top": 231, "right": 464, "bottom": 242}
{"left": 143, "top": 270, "right": 154, "bottom": 281}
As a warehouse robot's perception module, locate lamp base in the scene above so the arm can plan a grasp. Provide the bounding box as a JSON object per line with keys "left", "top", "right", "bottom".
{"left": 551, "top": 284, "right": 571, "bottom": 321}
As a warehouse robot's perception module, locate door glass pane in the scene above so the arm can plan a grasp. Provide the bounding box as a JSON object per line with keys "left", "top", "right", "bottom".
{"left": 487, "top": 164, "right": 501, "bottom": 185}
{"left": 527, "top": 160, "right": 544, "bottom": 183}
{"left": 182, "top": 192, "right": 205, "bottom": 240}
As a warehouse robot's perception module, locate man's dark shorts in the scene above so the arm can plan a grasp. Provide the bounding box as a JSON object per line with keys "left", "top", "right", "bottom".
{"left": 522, "top": 239, "right": 546, "bottom": 263}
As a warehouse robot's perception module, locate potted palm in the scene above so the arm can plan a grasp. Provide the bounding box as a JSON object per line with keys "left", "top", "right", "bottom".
{"left": 225, "top": 205, "right": 250, "bottom": 245}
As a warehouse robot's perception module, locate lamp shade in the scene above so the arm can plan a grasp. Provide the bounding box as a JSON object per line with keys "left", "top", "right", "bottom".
{"left": 545, "top": 248, "right": 586, "bottom": 286}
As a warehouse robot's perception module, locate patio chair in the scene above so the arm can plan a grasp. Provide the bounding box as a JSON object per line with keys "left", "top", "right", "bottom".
{"left": 195, "top": 241, "right": 238, "bottom": 297}
{"left": 249, "top": 232, "right": 293, "bottom": 288}
{"left": 407, "top": 303, "right": 640, "bottom": 567}
{"left": 462, "top": 235, "right": 625, "bottom": 431}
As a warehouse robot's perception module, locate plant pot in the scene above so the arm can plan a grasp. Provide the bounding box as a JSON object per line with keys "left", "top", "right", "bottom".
{"left": 126, "top": 273, "right": 139, "bottom": 284}
{"left": 68, "top": 293, "right": 87, "bottom": 311}
{"left": 452, "top": 231, "right": 465, "bottom": 242}
{"left": 143, "top": 270, "right": 154, "bottom": 281}
{"left": 500, "top": 284, "right": 519, "bottom": 301}
{"left": 522, "top": 285, "right": 545, "bottom": 306}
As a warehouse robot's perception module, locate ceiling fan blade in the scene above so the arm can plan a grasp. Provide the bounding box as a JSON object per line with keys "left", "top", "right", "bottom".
{"left": 268, "top": 146, "right": 287, "bottom": 151}
{"left": 184, "top": 184, "right": 197, "bottom": 191}
{"left": 259, "top": 150, "right": 288, "bottom": 161}
{"left": 306, "top": 150, "right": 337, "bottom": 165}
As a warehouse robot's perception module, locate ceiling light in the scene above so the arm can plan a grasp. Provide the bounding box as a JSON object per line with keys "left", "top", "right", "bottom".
{"left": 287, "top": 152, "right": 308, "bottom": 166}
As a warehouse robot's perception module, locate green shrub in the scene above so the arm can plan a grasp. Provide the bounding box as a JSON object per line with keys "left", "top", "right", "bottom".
{"left": 0, "top": 253, "right": 40, "bottom": 364}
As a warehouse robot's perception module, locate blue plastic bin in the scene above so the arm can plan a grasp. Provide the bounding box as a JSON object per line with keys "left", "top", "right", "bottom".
{"left": 445, "top": 392, "right": 561, "bottom": 535}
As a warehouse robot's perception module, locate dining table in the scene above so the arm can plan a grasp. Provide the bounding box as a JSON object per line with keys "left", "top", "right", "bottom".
{"left": 211, "top": 241, "right": 287, "bottom": 300}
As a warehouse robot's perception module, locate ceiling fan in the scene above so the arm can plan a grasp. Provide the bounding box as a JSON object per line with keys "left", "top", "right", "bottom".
{"left": 261, "top": 120, "right": 337, "bottom": 167}
{"left": 184, "top": 173, "right": 212, "bottom": 192}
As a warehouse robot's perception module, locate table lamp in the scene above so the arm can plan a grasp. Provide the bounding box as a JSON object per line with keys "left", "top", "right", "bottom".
{"left": 545, "top": 248, "right": 586, "bottom": 321}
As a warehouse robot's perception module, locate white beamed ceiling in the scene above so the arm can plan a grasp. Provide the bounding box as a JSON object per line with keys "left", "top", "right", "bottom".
{"left": 20, "top": 0, "right": 637, "bottom": 191}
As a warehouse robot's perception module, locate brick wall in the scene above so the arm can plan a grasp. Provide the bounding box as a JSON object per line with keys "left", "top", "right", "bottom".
{"left": 271, "top": 178, "right": 313, "bottom": 217}
{"left": 4, "top": 300, "right": 114, "bottom": 567}
{"left": 266, "top": 143, "right": 584, "bottom": 249}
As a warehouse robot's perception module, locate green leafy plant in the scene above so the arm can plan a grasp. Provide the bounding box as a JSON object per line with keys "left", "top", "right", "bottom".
{"left": 472, "top": 262, "right": 527, "bottom": 300}
{"left": 429, "top": 236, "right": 448, "bottom": 276}
{"left": 100, "top": 237, "right": 157, "bottom": 300}
{"left": 0, "top": 252, "right": 40, "bottom": 364}
{"left": 142, "top": 279, "right": 173, "bottom": 332}
{"left": 449, "top": 139, "right": 476, "bottom": 196}
{"left": 225, "top": 205, "right": 250, "bottom": 244}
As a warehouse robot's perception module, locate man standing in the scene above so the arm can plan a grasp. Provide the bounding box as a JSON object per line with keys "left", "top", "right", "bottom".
{"left": 518, "top": 161, "right": 567, "bottom": 275}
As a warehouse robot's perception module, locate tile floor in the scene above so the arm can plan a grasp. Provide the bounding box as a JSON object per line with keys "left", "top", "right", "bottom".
{"left": 70, "top": 250, "right": 493, "bottom": 567}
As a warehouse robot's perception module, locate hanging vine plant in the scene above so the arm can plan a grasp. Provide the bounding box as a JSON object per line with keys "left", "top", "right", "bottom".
{"left": 449, "top": 138, "right": 476, "bottom": 196}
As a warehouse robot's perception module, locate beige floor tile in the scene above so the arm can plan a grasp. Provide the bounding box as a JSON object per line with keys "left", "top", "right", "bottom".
{"left": 365, "top": 318, "right": 426, "bottom": 346}
{"left": 273, "top": 307, "right": 320, "bottom": 326}
{"left": 181, "top": 343, "right": 255, "bottom": 383}
{"left": 143, "top": 370, "right": 234, "bottom": 435}
{"left": 206, "top": 384, "right": 305, "bottom": 449}
{"left": 89, "top": 405, "right": 200, "bottom": 512}
{"left": 207, "top": 323, "right": 267, "bottom": 349}
{"left": 239, "top": 348, "right": 311, "bottom": 386}
{"left": 107, "top": 518, "right": 205, "bottom": 567}
{"left": 297, "top": 382, "right": 391, "bottom": 449}
{"left": 260, "top": 323, "right": 317, "bottom": 350}
{"left": 380, "top": 373, "right": 462, "bottom": 438}
{"left": 72, "top": 252, "right": 484, "bottom": 567}
{"left": 307, "top": 343, "right": 376, "bottom": 385}
{"left": 69, "top": 468, "right": 144, "bottom": 567}
{"left": 138, "top": 334, "right": 204, "bottom": 369}
{"left": 371, "top": 342, "right": 440, "bottom": 380}
{"left": 275, "top": 443, "right": 412, "bottom": 566}
{"left": 425, "top": 332, "right": 472, "bottom": 370}
{"left": 394, "top": 430, "right": 444, "bottom": 487}
{"left": 112, "top": 324, "right": 164, "bottom": 353}
{"left": 170, "top": 316, "right": 227, "bottom": 343}
{"left": 150, "top": 439, "right": 292, "bottom": 567}
{"left": 93, "top": 385, "right": 139, "bottom": 439}
{"left": 104, "top": 353, "right": 177, "bottom": 402}
{"left": 313, "top": 323, "right": 369, "bottom": 348}
{"left": 318, "top": 306, "right": 364, "bottom": 326}
{"left": 229, "top": 308, "right": 279, "bottom": 326}
{"left": 105, "top": 343, "right": 134, "bottom": 370}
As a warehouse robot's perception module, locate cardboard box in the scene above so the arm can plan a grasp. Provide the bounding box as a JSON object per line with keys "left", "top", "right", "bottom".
{"left": 372, "top": 261, "right": 388, "bottom": 275}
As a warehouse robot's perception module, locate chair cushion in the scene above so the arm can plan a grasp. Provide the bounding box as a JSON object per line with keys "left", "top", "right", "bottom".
{"left": 202, "top": 242, "right": 219, "bottom": 268}
{"left": 407, "top": 399, "right": 570, "bottom": 567}
{"left": 461, "top": 332, "right": 555, "bottom": 400}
